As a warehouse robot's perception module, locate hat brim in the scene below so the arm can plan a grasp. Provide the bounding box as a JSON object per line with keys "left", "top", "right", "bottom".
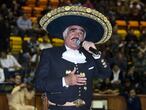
{"left": 40, "top": 6, "right": 112, "bottom": 44}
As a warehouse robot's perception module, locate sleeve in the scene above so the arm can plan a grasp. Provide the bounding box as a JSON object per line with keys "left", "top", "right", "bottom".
{"left": 10, "top": 55, "right": 22, "bottom": 68}
{"left": 62, "top": 77, "right": 69, "bottom": 87}
{"left": 35, "top": 49, "right": 65, "bottom": 93}
{"left": 11, "top": 86, "right": 21, "bottom": 94}
{"left": 93, "top": 53, "right": 112, "bottom": 79}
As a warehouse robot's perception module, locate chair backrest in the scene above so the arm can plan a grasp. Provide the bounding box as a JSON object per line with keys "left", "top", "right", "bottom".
{"left": 50, "top": 0, "right": 59, "bottom": 9}
{"left": 128, "top": 20, "right": 139, "bottom": 29}
{"left": 26, "top": 0, "right": 36, "bottom": 7}
{"left": 37, "top": 0, "right": 48, "bottom": 8}
{"left": 115, "top": 20, "right": 127, "bottom": 29}
{"left": 140, "top": 21, "right": 146, "bottom": 31}
{"left": 33, "top": 7, "right": 44, "bottom": 17}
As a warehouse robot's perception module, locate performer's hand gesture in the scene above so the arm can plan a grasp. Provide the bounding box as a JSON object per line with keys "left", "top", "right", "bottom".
{"left": 64, "top": 68, "right": 87, "bottom": 86}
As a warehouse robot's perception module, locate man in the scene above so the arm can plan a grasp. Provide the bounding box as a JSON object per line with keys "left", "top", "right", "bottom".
{"left": 124, "top": 89, "right": 142, "bottom": 110}
{"left": 8, "top": 74, "right": 36, "bottom": 110}
{"left": 0, "top": 50, "right": 22, "bottom": 80}
{"left": 16, "top": 13, "right": 32, "bottom": 38}
{"left": 35, "top": 6, "right": 112, "bottom": 110}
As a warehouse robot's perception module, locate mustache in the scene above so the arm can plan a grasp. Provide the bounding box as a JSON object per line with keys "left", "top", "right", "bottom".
{"left": 71, "top": 37, "right": 81, "bottom": 46}
{"left": 71, "top": 37, "right": 79, "bottom": 40}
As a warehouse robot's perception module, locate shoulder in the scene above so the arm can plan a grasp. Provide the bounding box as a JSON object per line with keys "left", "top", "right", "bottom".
{"left": 41, "top": 46, "right": 63, "bottom": 52}
{"left": 40, "top": 46, "right": 65, "bottom": 56}
{"left": 7, "top": 54, "right": 15, "bottom": 59}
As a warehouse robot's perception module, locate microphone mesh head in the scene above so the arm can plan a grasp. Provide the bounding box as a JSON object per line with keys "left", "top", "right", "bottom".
{"left": 76, "top": 39, "right": 81, "bottom": 46}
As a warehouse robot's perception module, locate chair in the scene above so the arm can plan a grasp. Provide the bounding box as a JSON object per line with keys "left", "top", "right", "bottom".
{"left": 33, "top": 7, "right": 44, "bottom": 17}
{"left": 26, "top": 0, "right": 36, "bottom": 7}
{"left": 37, "top": 0, "right": 48, "bottom": 8}
{"left": 128, "top": 20, "right": 139, "bottom": 29}
{"left": 10, "top": 36, "right": 22, "bottom": 45}
{"left": 117, "top": 29, "right": 127, "bottom": 40}
{"left": 133, "top": 30, "right": 141, "bottom": 38}
{"left": 140, "top": 21, "right": 146, "bottom": 30}
{"left": 115, "top": 20, "right": 127, "bottom": 29}
{"left": 50, "top": 0, "right": 59, "bottom": 9}
{"left": 24, "top": 37, "right": 31, "bottom": 41}
{"left": 21, "top": 6, "right": 32, "bottom": 17}
{"left": 52, "top": 38, "right": 64, "bottom": 46}
{"left": 10, "top": 36, "right": 22, "bottom": 54}
{"left": 127, "top": 20, "right": 141, "bottom": 38}
{"left": 38, "top": 37, "right": 43, "bottom": 42}
{"left": 22, "top": 6, "right": 32, "bottom": 13}
{"left": 30, "top": 17, "right": 38, "bottom": 23}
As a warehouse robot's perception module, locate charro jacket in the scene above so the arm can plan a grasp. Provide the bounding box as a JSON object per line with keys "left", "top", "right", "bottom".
{"left": 35, "top": 46, "right": 111, "bottom": 109}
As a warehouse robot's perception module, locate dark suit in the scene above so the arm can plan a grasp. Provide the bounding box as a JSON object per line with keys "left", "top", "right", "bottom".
{"left": 123, "top": 94, "right": 142, "bottom": 110}
{"left": 35, "top": 46, "right": 111, "bottom": 110}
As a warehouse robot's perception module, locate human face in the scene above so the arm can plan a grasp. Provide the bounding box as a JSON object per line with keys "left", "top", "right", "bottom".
{"left": 15, "top": 75, "right": 22, "bottom": 85}
{"left": 64, "top": 25, "right": 85, "bottom": 50}
{"left": 129, "top": 89, "right": 136, "bottom": 97}
{"left": 0, "top": 52, "right": 7, "bottom": 59}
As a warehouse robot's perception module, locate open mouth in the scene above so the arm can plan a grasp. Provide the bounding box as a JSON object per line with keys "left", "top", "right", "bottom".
{"left": 71, "top": 37, "right": 81, "bottom": 46}
{"left": 71, "top": 37, "right": 79, "bottom": 44}
{"left": 71, "top": 37, "right": 79, "bottom": 40}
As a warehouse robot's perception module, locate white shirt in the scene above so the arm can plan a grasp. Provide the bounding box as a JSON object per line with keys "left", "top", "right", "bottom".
{"left": 0, "top": 55, "right": 22, "bottom": 71}
{"left": 62, "top": 46, "right": 86, "bottom": 64}
{"left": 111, "top": 70, "right": 120, "bottom": 83}
{"left": 0, "top": 68, "right": 5, "bottom": 83}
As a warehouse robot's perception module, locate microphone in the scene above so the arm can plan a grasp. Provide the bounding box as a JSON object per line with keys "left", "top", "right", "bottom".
{"left": 76, "top": 39, "right": 101, "bottom": 55}
{"left": 89, "top": 47, "right": 101, "bottom": 55}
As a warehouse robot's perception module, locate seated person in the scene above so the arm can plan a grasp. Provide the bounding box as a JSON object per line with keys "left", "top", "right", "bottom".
{"left": 39, "top": 34, "right": 53, "bottom": 50}
{"left": 110, "top": 64, "right": 124, "bottom": 87}
{"left": 124, "top": 88, "right": 142, "bottom": 110}
{"left": 8, "top": 74, "right": 37, "bottom": 110}
{"left": 95, "top": 78, "right": 119, "bottom": 95}
{"left": 0, "top": 50, "right": 22, "bottom": 80}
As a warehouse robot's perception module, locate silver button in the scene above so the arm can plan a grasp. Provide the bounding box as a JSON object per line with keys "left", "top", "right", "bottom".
{"left": 104, "top": 65, "right": 107, "bottom": 68}
{"left": 102, "top": 62, "right": 106, "bottom": 65}
{"left": 101, "top": 59, "right": 104, "bottom": 63}
{"left": 84, "top": 87, "right": 87, "bottom": 90}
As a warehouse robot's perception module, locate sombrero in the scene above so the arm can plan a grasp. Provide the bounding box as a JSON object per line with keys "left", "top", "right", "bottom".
{"left": 39, "top": 6, "right": 112, "bottom": 44}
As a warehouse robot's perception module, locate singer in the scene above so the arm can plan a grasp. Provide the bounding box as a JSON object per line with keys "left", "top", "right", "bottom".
{"left": 35, "top": 6, "right": 112, "bottom": 110}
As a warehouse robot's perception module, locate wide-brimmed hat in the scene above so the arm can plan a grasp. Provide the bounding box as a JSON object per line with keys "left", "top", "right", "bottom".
{"left": 40, "top": 6, "right": 112, "bottom": 44}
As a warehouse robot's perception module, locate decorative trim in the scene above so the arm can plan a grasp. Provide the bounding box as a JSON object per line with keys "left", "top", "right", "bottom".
{"left": 39, "top": 6, "right": 112, "bottom": 44}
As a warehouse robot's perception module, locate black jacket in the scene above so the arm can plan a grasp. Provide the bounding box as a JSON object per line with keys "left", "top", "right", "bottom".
{"left": 35, "top": 46, "right": 111, "bottom": 108}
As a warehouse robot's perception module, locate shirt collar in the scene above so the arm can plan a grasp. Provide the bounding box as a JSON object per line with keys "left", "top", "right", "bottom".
{"left": 62, "top": 45, "right": 86, "bottom": 64}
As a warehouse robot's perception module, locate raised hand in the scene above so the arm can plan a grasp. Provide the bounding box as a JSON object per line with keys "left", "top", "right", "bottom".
{"left": 82, "top": 41, "right": 97, "bottom": 54}
{"left": 64, "top": 67, "right": 87, "bottom": 86}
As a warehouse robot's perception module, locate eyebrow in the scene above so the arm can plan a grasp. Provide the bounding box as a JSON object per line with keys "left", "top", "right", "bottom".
{"left": 69, "top": 27, "right": 85, "bottom": 33}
